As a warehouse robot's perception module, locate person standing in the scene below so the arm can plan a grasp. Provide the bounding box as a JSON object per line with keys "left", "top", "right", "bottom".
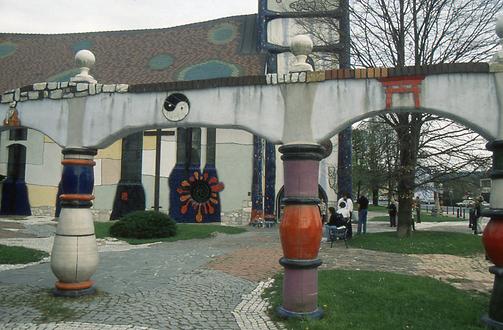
{"left": 357, "top": 194, "right": 369, "bottom": 234}
{"left": 388, "top": 198, "right": 397, "bottom": 227}
{"left": 415, "top": 196, "right": 421, "bottom": 223}
{"left": 338, "top": 192, "right": 354, "bottom": 222}
{"left": 473, "top": 196, "right": 483, "bottom": 235}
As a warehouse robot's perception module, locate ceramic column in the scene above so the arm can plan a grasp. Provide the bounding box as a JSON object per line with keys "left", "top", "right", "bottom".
{"left": 51, "top": 148, "right": 98, "bottom": 296}
{"left": 277, "top": 143, "right": 323, "bottom": 319}
{"left": 483, "top": 141, "right": 503, "bottom": 328}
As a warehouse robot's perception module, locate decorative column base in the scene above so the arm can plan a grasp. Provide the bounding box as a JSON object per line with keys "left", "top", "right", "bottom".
{"left": 110, "top": 182, "right": 146, "bottom": 220}
{"left": 482, "top": 266, "right": 503, "bottom": 329}
{"left": 277, "top": 257, "right": 323, "bottom": 319}
{"left": 0, "top": 178, "right": 31, "bottom": 216}
{"left": 53, "top": 280, "right": 96, "bottom": 297}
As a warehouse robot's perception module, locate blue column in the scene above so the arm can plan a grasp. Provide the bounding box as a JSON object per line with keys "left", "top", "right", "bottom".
{"left": 337, "top": 127, "right": 352, "bottom": 199}
{"left": 264, "top": 141, "right": 276, "bottom": 221}
{"left": 251, "top": 135, "right": 264, "bottom": 222}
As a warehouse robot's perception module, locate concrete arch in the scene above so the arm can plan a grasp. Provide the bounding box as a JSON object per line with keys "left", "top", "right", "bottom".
{"left": 316, "top": 106, "right": 494, "bottom": 143}
{"left": 311, "top": 73, "right": 501, "bottom": 143}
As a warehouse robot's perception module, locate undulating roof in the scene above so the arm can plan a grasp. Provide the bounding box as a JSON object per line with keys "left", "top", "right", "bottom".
{"left": 0, "top": 14, "right": 265, "bottom": 92}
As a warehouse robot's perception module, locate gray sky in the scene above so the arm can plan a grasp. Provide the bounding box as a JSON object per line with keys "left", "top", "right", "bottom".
{"left": 0, "top": 0, "right": 258, "bottom": 33}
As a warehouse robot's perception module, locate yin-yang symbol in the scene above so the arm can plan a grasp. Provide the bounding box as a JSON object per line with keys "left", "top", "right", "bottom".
{"left": 162, "top": 93, "right": 190, "bottom": 122}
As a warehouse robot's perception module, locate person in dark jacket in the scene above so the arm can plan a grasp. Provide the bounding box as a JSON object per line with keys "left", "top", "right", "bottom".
{"left": 388, "top": 199, "right": 397, "bottom": 227}
{"left": 357, "top": 194, "right": 369, "bottom": 234}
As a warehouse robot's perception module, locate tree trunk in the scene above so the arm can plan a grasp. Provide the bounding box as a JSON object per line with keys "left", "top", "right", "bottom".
{"left": 372, "top": 187, "right": 379, "bottom": 205}
{"left": 396, "top": 114, "right": 418, "bottom": 237}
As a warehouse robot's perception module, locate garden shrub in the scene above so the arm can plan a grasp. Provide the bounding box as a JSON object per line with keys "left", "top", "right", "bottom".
{"left": 110, "top": 211, "right": 177, "bottom": 239}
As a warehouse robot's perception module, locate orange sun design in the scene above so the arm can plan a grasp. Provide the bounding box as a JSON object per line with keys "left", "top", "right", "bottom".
{"left": 176, "top": 171, "right": 225, "bottom": 222}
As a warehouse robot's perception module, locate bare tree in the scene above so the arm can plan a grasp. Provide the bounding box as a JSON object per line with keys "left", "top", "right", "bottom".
{"left": 291, "top": 0, "right": 501, "bottom": 237}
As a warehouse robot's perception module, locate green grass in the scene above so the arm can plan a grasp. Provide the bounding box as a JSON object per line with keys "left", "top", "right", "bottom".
{"left": 367, "top": 204, "right": 388, "bottom": 212}
{"left": 371, "top": 213, "right": 460, "bottom": 222}
{"left": 94, "top": 221, "right": 246, "bottom": 244}
{"left": 265, "top": 270, "right": 488, "bottom": 330}
{"left": 0, "top": 244, "right": 49, "bottom": 264}
{"left": 349, "top": 231, "right": 484, "bottom": 256}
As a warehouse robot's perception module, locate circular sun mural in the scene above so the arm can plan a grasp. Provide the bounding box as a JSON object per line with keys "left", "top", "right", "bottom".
{"left": 208, "top": 23, "right": 238, "bottom": 45}
{"left": 148, "top": 54, "right": 174, "bottom": 70}
{"left": 176, "top": 170, "right": 224, "bottom": 222}
{"left": 0, "top": 42, "right": 17, "bottom": 59}
{"left": 177, "top": 60, "right": 242, "bottom": 81}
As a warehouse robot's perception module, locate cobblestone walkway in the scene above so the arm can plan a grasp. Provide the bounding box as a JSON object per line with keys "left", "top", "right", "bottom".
{"left": 0, "top": 217, "right": 495, "bottom": 329}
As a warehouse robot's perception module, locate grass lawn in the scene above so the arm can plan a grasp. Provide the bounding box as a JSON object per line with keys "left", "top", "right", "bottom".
{"left": 265, "top": 269, "right": 488, "bottom": 330}
{"left": 0, "top": 244, "right": 49, "bottom": 264}
{"left": 370, "top": 213, "right": 460, "bottom": 222}
{"left": 367, "top": 204, "right": 388, "bottom": 213}
{"left": 94, "top": 222, "right": 246, "bottom": 244}
{"left": 349, "top": 231, "right": 484, "bottom": 256}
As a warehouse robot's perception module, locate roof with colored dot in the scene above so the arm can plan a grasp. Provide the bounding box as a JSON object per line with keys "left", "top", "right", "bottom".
{"left": 0, "top": 15, "right": 265, "bottom": 92}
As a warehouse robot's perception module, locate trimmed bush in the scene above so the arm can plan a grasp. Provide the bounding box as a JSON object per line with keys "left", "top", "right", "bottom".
{"left": 110, "top": 211, "right": 177, "bottom": 239}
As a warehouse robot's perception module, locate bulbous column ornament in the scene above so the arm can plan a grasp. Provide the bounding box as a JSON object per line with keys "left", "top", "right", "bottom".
{"left": 289, "top": 35, "right": 314, "bottom": 72}
{"left": 71, "top": 49, "right": 97, "bottom": 83}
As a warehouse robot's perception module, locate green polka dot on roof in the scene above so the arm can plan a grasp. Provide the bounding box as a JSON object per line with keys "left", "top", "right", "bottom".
{"left": 148, "top": 54, "right": 174, "bottom": 70}
{"left": 72, "top": 40, "right": 93, "bottom": 52}
{"left": 177, "top": 60, "right": 242, "bottom": 81}
{"left": 208, "top": 23, "right": 238, "bottom": 45}
{"left": 47, "top": 68, "right": 80, "bottom": 82}
{"left": 0, "top": 42, "right": 17, "bottom": 59}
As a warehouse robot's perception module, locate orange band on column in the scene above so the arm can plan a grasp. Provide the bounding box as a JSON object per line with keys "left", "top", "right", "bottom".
{"left": 55, "top": 280, "right": 95, "bottom": 290}
{"left": 59, "top": 194, "right": 95, "bottom": 201}
{"left": 61, "top": 159, "right": 96, "bottom": 166}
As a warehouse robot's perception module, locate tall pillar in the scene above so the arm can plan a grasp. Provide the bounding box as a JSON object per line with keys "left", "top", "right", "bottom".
{"left": 337, "top": 127, "right": 352, "bottom": 199}
{"left": 51, "top": 148, "right": 98, "bottom": 297}
{"left": 110, "top": 132, "right": 146, "bottom": 219}
{"left": 251, "top": 135, "right": 264, "bottom": 222}
{"left": 264, "top": 141, "right": 276, "bottom": 221}
{"left": 277, "top": 143, "right": 323, "bottom": 319}
{"left": 483, "top": 140, "right": 503, "bottom": 328}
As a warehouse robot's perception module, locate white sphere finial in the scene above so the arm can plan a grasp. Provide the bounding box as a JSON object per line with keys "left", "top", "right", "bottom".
{"left": 71, "top": 49, "right": 97, "bottom": 83}
{"left": 289, "top": 34, "right": 314, "bottom": 73}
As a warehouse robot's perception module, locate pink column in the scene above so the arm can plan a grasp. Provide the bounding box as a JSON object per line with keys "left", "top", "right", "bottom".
{"left": 277, "top": 144, "right": 324, "bottom": 319}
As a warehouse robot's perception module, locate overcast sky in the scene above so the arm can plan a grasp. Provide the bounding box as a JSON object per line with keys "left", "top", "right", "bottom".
{"left": 0, "top": 0, "right": 258, "bottom": 33}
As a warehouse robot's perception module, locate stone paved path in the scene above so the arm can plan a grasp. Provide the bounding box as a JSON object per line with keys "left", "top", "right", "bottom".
{"left": 0, "top": 215, "right": 494, "bottom": 329}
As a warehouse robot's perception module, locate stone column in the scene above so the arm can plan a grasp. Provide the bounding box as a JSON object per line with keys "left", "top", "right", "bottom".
{"left": 277, "top": 143, "right": 323, "bottom": 319}
{"left": 51, "top": 148, "right": 98, "bottom": 297}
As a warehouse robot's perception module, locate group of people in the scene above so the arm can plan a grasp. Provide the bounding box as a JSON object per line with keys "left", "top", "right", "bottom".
{"left": 326, "top": 192, "right": 370, "bottom": 240}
